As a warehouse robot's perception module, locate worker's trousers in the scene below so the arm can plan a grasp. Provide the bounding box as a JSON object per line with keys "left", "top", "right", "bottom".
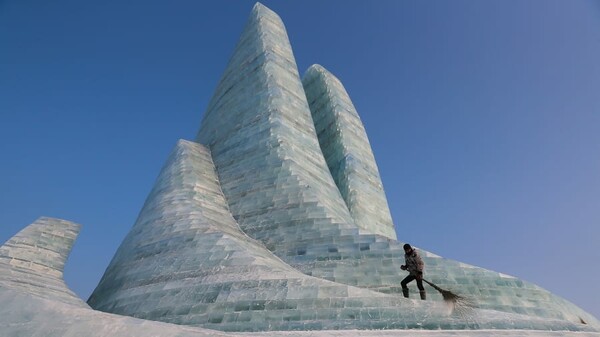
{"left": 401, "top": 274, "right": 425, "bottom": 291}
{"left": 401, "top": 274, "right": 426, "bottom": 299}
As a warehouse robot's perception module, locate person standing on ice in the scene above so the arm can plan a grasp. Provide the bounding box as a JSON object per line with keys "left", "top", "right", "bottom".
{"left": 400, "top": 243, "right": 426, "bottom": 300}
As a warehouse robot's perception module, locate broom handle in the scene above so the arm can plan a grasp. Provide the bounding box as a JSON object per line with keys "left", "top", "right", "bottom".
{"left": 403, "top": 271, "right": 445, "bottom": 294}
{"left": 422, "top": 278, "right": 444, "bottom": 293}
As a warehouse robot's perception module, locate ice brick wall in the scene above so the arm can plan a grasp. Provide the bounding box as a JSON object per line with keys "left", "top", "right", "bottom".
{"left": 0, "top": 217, "right": 87, "bottom": 307}
{"left": 303, "top": 64, "right": 396, "bottom": 240}
{"left": 84, "top": 140, "right": 460, "bottom": 331}
{"left": 84, "top": 140, "right": 597, "bottom": 332}
{"left": 290, "top": 233, "right": 600, "bottom": 326}
{"left": 88, "top": 140, "right": 299, "bottom": 311}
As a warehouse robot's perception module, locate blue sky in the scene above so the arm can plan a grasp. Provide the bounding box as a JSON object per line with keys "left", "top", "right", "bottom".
{"left": 1, "top": 0, "right": 599, "bottom": 319}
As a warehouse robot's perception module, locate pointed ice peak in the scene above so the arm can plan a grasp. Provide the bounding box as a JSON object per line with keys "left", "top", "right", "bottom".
{"left": 248, "top": 2, "right": 283, "bottom": 27}
{"left": 153, "top": 140, "right": 211, "bottom": 175}
{"left": 304, "top": 64, "right": 328, "bottom": 80}
{"left": 174, "top": 138, "right": 208, "bottom": 154}
{"left": 176, "top": 138, "right": 194, "bottom": 147}
{"left": 305, "top": 64, "right": 327, "bottom": 74}
{"left": 303, "top": 64, "right": 345, "bottom": 88}
{"left": 197, "top": 0, "right": 300, "bottom": 144}
{"left": 252, "top": 2, "right": 275, "bottom": 15}
{"left": 165, "top": 139, "right": 213, "bottom": 171}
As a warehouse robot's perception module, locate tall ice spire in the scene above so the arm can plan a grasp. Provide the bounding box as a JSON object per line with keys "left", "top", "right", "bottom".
{"left": 196, "top": 3, "right": 359, "bottom": 255}
{"left": 303, "top": 64, "right": 397, "bottom": 240}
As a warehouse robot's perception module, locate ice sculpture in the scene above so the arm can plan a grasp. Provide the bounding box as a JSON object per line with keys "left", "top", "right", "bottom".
{"left": 1, "top": 2, "right": 598, "bottom": 336}
{"left": 87, "top": 2, "right": 599, "bottom": 332}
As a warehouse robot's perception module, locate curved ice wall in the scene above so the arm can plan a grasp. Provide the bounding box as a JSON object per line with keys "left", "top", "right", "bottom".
{"left": 0, "top": 217, "right": 87, "bottom": 307}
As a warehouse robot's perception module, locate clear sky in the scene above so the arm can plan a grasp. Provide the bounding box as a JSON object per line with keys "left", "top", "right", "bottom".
{"left": 1, "top": 0, "right": 599, "bottom": 320}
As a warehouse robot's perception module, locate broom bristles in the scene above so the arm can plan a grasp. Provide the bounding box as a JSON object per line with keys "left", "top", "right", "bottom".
{"left": 423, "top": 279, "right": 477, "bottom": 315}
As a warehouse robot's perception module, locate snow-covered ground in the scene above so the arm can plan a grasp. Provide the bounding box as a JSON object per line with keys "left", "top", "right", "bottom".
{"left": 245, "top": 331, "right": 600, "bottom": 337}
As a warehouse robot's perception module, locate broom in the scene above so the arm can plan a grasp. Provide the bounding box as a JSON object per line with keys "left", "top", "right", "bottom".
{"left": 422, "top": 278, "right": 461, "bottom": 303}
{"left": 421, "top": 278, "right": 477, "bottom": 315}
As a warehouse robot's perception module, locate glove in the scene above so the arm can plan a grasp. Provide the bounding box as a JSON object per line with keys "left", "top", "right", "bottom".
{"left": 400, "top": 265, "right": 407, "bottom": 270}
{"left": 416, "top": 271, "right": 423, "bottom": 280}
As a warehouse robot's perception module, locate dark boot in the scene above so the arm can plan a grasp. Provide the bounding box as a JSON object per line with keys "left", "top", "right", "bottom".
{"left": 420, "top": 290, "right": 426, "bottom": 300}
{"left": 402, "top": 288, "right": 409, "bottom": 298}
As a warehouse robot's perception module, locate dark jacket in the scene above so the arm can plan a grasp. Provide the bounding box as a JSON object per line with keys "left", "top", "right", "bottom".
{"left": 405, "top": 249, "right": 424, "bottom": 276}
